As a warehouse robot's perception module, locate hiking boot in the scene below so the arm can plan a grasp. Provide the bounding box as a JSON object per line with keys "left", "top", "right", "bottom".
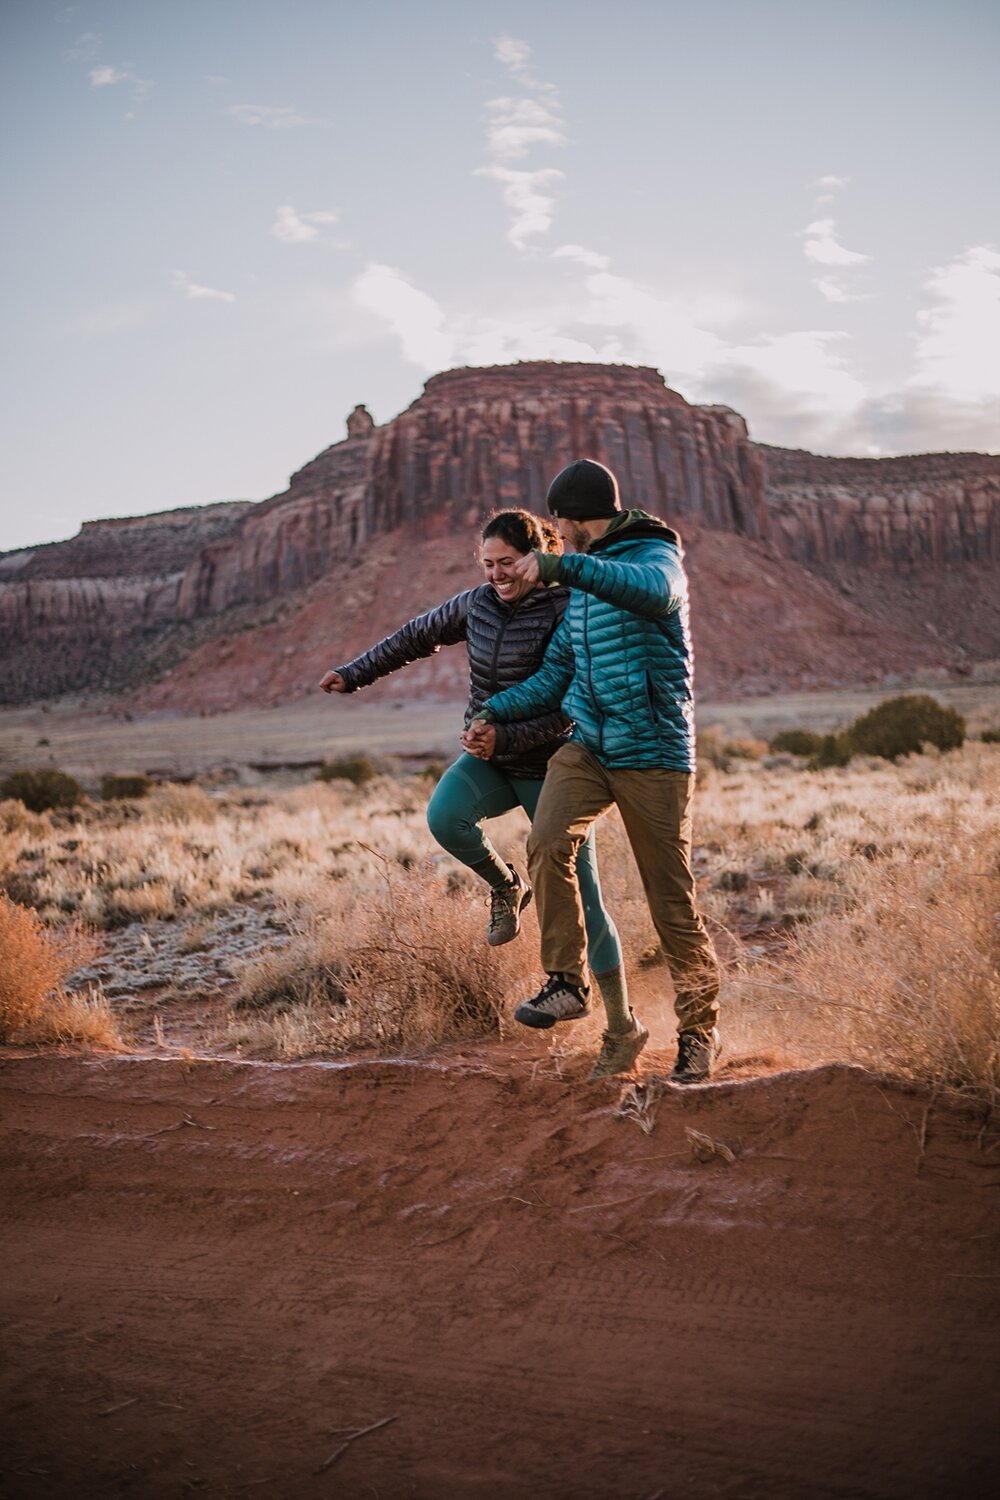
{"left": 486, "top": 865, "right": 532, "bottom": 946}
{"left": 670, "top": 1027, "right": 722, "bottom": 1084}
{"left": 514, "top": 973, "right": 591, "bottom": 1030}
{"left": 587, "top": 1013, "right": 650, "bottom": 1081}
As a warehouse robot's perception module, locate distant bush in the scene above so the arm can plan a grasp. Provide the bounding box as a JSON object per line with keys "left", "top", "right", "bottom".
{"left": 809, "top": 733, "right": 853, "bottom": 770}
{"left": 101, "top": 774, "right": 152, "bottom": 801}
{"left": 696, "top": 730, "right": 767, "bottom": 774}
{"left": 723, "top": 737, "right": 768, "bottom": 761}
{"left": 0, "top": 769, "right": 86, "bottom": 814}
{"left": 316, "top": 757, "right": 378, "bottom": 787}
{"left": 770, "top": 728, "right": 823, "bottom": 757}
{"left": 982, "top": 728, "right": 1000, "bottom": 745}
{"left": 848, "top": 694, "right": 965, "bottom": 761}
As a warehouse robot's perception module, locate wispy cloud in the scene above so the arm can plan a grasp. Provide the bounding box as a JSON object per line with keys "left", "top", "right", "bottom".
{"left": 352, "top": 263, "right": 454, "bottom": 370}
{"left": 68, "top": 31, "right": 153, "bottom": 109}
{"left": 802, "top": 218, "right": 870, "bottom": 268}
{"left": 474, "top": 165, "right": 564, "bottom": 249}
{"left": 476, "top": 36, "right": 567, "bottom": 250}
{"left": 800, "top": 175, "right": 871, "bottom": 303}
{"left": 910, "top": 244, "right": 1000, "bottom": 403}
{"left": 170, "top": 270, "right": 236, "bottom": 304}
{"left": 270, "top": 204, "right": 340, "bottom": 244}
{"left": 810, "top": 172, "right": 849, "bottom": 206}
{"left": 87, "top": 60, "right": 153, "bottom": 105}
{"left": 223, "top": 103, "right": 310, "bottom": 129}
{"left": 65, "top": 31, "right": 99, "bottom": 63}
{"left": 551, "top": 244, "right": 610, "bottom": 271}
{"left": 484, "top": 96, "right": 566, "bottom": 160}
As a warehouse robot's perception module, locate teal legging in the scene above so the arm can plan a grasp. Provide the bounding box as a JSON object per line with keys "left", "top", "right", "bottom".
{"left": 426, "top": 753, "right": 622, "bottom": 977}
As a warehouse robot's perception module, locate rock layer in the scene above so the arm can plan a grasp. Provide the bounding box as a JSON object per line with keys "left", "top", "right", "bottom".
{"left": 1, "top": 362, "right": 998, "bottom": 705}
{"left": 760, "top": 446, "right": 1000, "bottom": 572}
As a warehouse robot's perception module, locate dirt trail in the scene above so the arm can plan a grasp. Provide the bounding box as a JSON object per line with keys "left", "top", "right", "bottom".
{"left": 2, "top": 1050, "right": 998, "bottom": 1499}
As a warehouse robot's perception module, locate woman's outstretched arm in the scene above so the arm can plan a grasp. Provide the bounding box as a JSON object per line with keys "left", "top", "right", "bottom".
{"left": 322, "top": 591, "right": 473, "bottom": 693}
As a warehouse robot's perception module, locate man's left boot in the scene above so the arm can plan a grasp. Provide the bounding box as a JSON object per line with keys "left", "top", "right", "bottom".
{"left": 669, "top": 1027, "right": 721, "bottom": 1084}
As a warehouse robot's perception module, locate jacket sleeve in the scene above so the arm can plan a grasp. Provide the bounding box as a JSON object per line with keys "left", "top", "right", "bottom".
{"left": 537, "top": 545, "right": 685, "bottom": 619}
{"left": 481, "top": 618, "right": 575, "bottom": 722}
{"left": 336, "top": 592, "right": 472, "bottom": 692}
{"left": 492, "top": 709, "right": 571, "bottom": 757}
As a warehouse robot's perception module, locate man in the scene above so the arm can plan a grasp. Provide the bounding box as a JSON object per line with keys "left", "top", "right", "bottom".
{"left": 466, "top": 458, "right": 721, "bottom": 1083}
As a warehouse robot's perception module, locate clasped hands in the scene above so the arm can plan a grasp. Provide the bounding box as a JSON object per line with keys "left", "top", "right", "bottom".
{"left": 461, "top": 718, "right": 496, "bottom": 760}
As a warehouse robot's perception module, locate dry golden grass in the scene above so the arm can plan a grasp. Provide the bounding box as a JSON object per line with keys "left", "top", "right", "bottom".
{"left": 0, "top": 743, "right": 997, "bottom": 1102}
{"left": 0, "top": 896, "right": 125, "bottom": 1049}
{"left": 227, "top": 849, "right": 539, "bottom": 1058}
{"left": 728, "top": 843, "right": 999, "bottom": 1105}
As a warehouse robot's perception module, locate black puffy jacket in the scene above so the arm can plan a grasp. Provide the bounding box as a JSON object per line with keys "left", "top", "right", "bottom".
{"left": 335, "top": 583, "right": 572, "bottom": 777}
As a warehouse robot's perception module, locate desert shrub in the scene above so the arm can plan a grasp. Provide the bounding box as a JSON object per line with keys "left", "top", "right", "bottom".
{"left": 848, "top": 694, "right": 965, "bottom": 761}
{"left": 981, "top": 728, "right": 1000, "bottom": 745}
{"left": 0, "top": 897, "right": 123, "bottom": 1048}
{"left": 728, "top": 834, "right": 1000, "bottom": 1106}
{"left": 227, "top": 855, "right": 536, "bottom": 1058}
{"left": 316, "top": 756, "right": 378, "bottom": 787}
{"left": 233, "top": 934, "right": 350, "bottom": 1013}
{"left": 101, "top": 774, "right": 152, "bottom": 801}
{"left": 145, "top": 782, "right": 216, "bottom": 824}
{"left": 696, "top": 728, "right": 728, "bottom": 770}
{"left": 809, "top": 733, "right": 853, "bottom": 769}
{"left": 723, "top": 737, "right": 768, "bottom": 761}
{"left": 770, "top": 728, "right": 823, "bottom": 757}
{"left": 0, "top": 799, "right": 51, "bottom": 838}
{"left": 0, "top": 769, "right": 86, "bottom": 814}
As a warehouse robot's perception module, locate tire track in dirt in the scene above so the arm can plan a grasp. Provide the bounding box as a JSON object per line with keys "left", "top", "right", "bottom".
{"left": 1, "top": 1052, "right": 998, "bottom": 1498}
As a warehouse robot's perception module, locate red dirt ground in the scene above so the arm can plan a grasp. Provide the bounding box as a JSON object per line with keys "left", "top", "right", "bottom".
{"left": 1, "top": 1049, "right": 998, "bottom": 1500}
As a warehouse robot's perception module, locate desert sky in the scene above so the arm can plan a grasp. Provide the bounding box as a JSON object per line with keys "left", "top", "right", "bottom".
{"left": 1, "top": 0, "right": 997, "bottom": 551}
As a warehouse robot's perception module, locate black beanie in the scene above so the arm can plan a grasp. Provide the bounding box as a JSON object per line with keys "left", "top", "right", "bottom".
{"left": 546, "top": 459, "right": 621, "bottom": 520}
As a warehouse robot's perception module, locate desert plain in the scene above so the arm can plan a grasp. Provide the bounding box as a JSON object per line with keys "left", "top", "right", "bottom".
{"left": 1, "top": 683, "right": 998, "bottom": 1499}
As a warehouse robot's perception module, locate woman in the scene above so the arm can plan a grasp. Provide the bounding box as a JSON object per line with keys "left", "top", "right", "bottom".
{"left": 319, "top": 509, "right": 623, "bottom": 1015}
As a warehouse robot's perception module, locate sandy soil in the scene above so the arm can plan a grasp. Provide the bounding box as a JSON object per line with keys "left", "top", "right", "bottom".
{"left": 2, "top": 1048, "right": 998, "bottom": 1499}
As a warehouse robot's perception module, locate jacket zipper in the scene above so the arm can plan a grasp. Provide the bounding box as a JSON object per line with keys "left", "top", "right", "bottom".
{"left": 488, "top": 603, "right": 512, "bottom": 696}
{"left": 582, "top": 593, "right": 605, "bottom": 756}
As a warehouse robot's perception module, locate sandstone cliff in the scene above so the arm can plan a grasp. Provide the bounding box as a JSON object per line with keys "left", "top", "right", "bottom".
{"left": 1, "top": 362, "right": 998, "bottom": 707}
{"left": 760, "top": 446, "right": 999, "bottom": 572}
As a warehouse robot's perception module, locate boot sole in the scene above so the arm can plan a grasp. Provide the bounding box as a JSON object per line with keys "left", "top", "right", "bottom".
{"left": 513, "top": 994, "right": 591, "bottom": 1030}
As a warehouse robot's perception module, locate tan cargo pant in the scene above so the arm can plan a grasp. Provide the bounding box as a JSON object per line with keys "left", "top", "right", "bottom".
{"left": 526, "top": 741, "right": 720, "bottom": 1035}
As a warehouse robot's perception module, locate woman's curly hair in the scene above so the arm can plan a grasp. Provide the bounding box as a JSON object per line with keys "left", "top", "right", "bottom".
{"left": 480, "top": 508, "right": 562, "bottom": 556}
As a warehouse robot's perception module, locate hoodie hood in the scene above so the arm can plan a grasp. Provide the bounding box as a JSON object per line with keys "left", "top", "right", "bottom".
{"left": 588, "top": 508, "right": 682, "bottom": 554}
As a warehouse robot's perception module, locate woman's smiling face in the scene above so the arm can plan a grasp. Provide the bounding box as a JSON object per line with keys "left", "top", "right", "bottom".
{"left": 481, "top": 536, "right": 535, "bottom": 605}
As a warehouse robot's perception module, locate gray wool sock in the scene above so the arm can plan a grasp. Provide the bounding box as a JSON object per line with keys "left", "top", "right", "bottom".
{"left": 595, "top": 967, "right": 631, "bottom": 1034}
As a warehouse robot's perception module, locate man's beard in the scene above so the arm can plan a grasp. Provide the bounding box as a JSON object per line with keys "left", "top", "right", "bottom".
{"left": 565, "top": 521, "right": 591, "bottom": 553}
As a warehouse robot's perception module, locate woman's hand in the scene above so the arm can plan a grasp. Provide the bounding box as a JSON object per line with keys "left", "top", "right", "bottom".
{"left": 319, "top": 670, "right": 347, "bottom": 693}
{"left": 461, "top": 722, "right": 497, "bottom": 760}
